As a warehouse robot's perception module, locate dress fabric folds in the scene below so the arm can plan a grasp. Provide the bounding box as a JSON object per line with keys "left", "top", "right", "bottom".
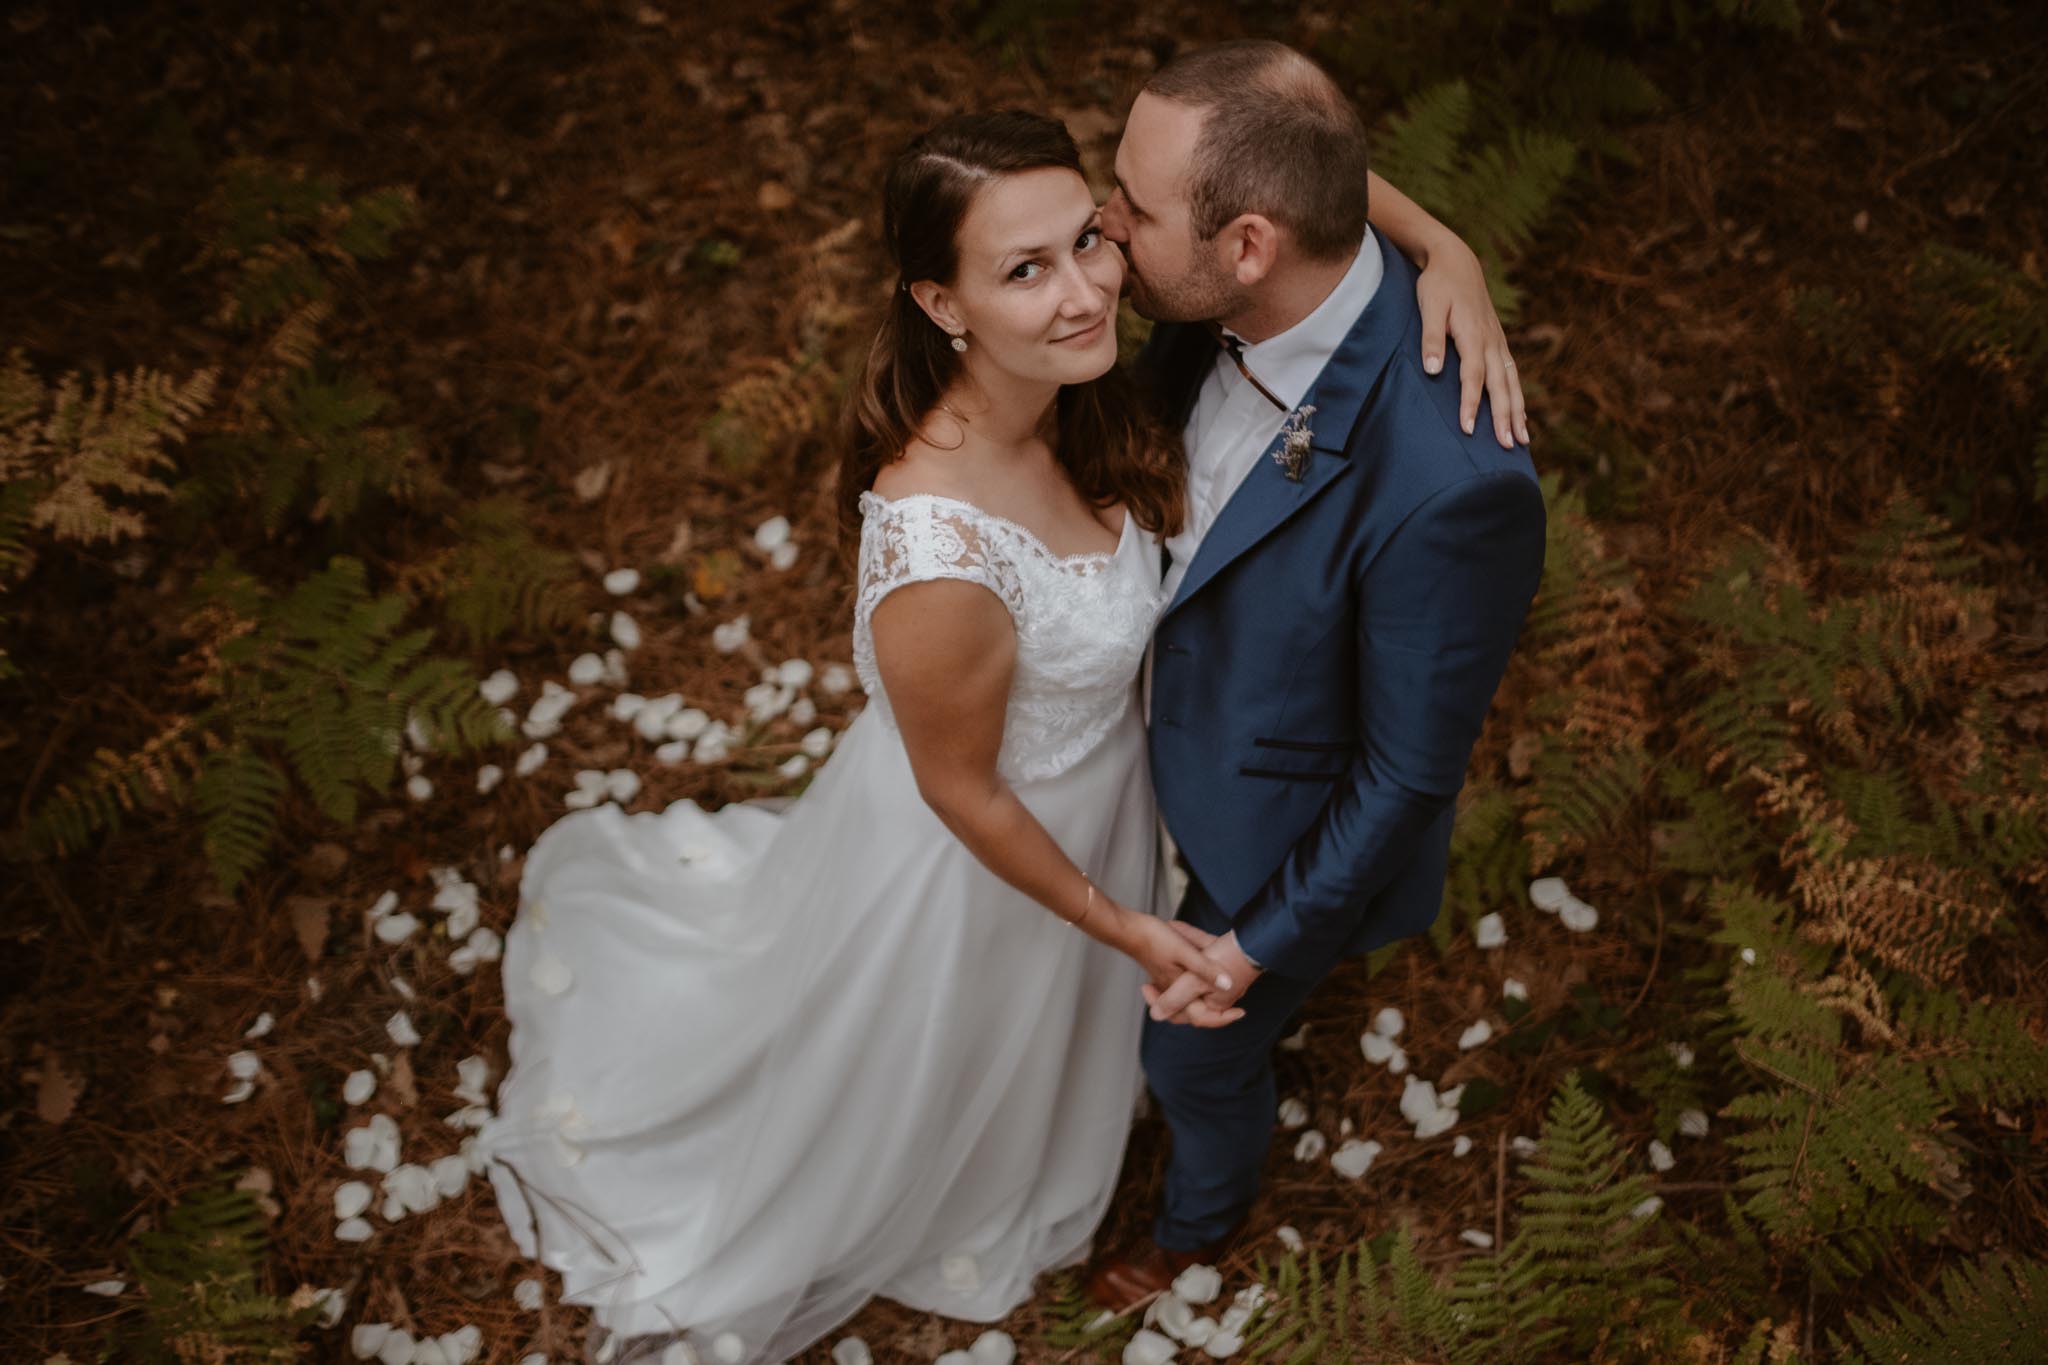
{"left": 478, "top": 491, "right": 1169, "bottom": 1363}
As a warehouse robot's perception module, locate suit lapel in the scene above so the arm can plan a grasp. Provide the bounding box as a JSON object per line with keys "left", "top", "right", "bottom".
{"left": 1161, "top": 237, "right": 1418, "bottom": 619}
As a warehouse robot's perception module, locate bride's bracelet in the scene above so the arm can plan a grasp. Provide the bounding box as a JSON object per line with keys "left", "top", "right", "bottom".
{"left": 1064, "top": 877, "right": 1096, "bottom": 932}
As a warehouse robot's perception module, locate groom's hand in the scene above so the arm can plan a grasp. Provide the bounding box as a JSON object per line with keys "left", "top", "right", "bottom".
{"left": 1143, "top": 930, "right": 1262, "bottom": 1027}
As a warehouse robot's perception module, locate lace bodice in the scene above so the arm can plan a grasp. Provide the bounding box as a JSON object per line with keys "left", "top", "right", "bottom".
{"left": 852, "top": 491, "right": 1165, "bottom": 782}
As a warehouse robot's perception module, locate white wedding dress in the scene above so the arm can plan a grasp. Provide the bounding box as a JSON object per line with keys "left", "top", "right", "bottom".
{"left": 478, "top": 490, "right": 1170, "bottom": 1364}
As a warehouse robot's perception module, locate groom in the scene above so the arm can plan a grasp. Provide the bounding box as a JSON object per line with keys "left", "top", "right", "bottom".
{"left": 1088, "top": 41, "right": 1548, "bottom": 1308}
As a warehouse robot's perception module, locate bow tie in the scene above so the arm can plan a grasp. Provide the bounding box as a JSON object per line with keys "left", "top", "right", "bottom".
{"left": 1202, "top": 320, "right": 1287, "bottom": 413}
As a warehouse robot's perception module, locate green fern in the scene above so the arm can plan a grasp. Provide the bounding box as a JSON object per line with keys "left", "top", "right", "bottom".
{"left": 119, "top": 1169, "right": 316, "bottom": 1363}
{"left": 200, "top": 158, "right": 419, "bottom": 328}
{"left": 1914, "top": 243, "right": 2048, "bottom": 374}
{"left": 1436, "top": 782, "right": 1527, "bottom": 948}
{"left": 420, "top": 494, "right": 585, "bottom": 646}
{"left": 1034, "top": 1270, "right": 1133, "bottom": 1355}
{"left": 1834, "top": 1254, "right": 2048, "bottom": 1362}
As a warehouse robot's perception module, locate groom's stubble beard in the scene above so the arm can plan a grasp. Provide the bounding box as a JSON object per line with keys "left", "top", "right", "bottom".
{"left": 1125, "top": 242, "right": 1245, "bottom": 326}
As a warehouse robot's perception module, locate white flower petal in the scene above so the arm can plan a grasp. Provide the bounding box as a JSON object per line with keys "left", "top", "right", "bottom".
{"left": 1459, "top": 1229, "right": 1494, "bottom": 1249}
{"left": 829, "top": 1339, "right": 872, "bottom": 1365}
{"left": 568, "top": 652, "right": 605, "bottom": 686}
{"left": 1399, "top": 1077, "right": 1440, "bottom": 1126}
{"left": 789, "top": 696, "right": 818, "bottom": 727}
{"left": 819, "top": 662, "right": 856, "bottom": 695}
{"left": 351, "top": 1322, "right": 392, "bottom": 1359}
{"left": 1511, "top": 1135, "right": 1541, "bottom": 1157}
{"left": 1123, "top": 1329, "right": 1178, "bottom": 1365}
{"left": 1385, "top": 1044, "right": 1409, "bottom": 1074}
{"left": 1677, "top": 1108, "right": 1710, "bottom": 1138}
{"left": 753, "top": 516, "right": 792, "bottom": 550}
{"left": 968, "top": 1330, "right": 1016, "bottom": 1365}
{"left": 1360, "top": 1030, "right": 1396, "bottom": 1065}
{"left": 602, "top": 648, "right": 630, "bottom": 687}
{"left": 243, "top": 1012, "right": 275, "bottom": 1040}
{"left": 1503, "top": 977, "right": 1528, "bottom": 1001}
{"left": 385, "top": 1011, "right": 421, "bottom": 1047}
{"left": 1451, "top": 1134, "right": 1474, "bottom": 1157}
{"left": 603, "top": 568, "right": 641, "bottom": 595}
{"left": 375, "top": 1331, "right": 415, "bottom": 1365}
{"left": 769, "top": 542, "right": 799, "bottom": 571}
{"left": 777, "top": 754, "right": 810, "bottom": 779}
{"left": 83, "top": 1278, "right": 125, "bottom": 1296}
{"left": 1473, "top": 912, "right": 1507, "bottom": 949}
{"left": 605, "top": 768, "right": 641, "bottom": 802}
{"left": 343, "top": 1069, "right": 377, "bottom": 1105}
{"left": 1371, "top": 1006, "right": 1404, "bottom": 1039}
{"left": 429, "top": 1153, "right": 470, "bottom": 1199}
{"left": 1668, "top": 1041, "right": 1696, "bottom": 1069}
{"left": 1528, "top": 876, "right": 1570, "bottom": 911}
{"left": 223, "top": 1079, "right": 256, "bottom": 1104}
{"left": 1415, "top": 1106, "right": 1459, "bottom": 1139}
{"left": 513, "top": 1277, "right": 543, "bottom": 1311}
{"left": 227, "top": 1050, "right": 262, "bottom": 1081}
{"left": 800, "top": 726, "right": 834, "bottom": 758}
{"left": 1458, "top": 1019, "right": 1494, "bottom": 1051}
{"left": 440, "top": 1326, "right": 484, "bottom": 1365}
{"left": 1147, "top": 1291, "right": 1195, "bottom": 1341}
{"left": 335, "top": 1216, "right": 375, "bottom": 1243}
{"left": 1172, "top": 1263, "right": 1222, "bottom": 1305}
{"left": 1203, "top": 1328, "right": 1245, "bottom": 1358}
{"left": 476, "top": 764, "right": 504, "bottom": 795}
{"left": 374, "top": 912, "right": 421, "bottom": 945}
{"left": 1559, "top": 896, "right": 1599, "bottom": 933}
{"left": 711, "top": 616, "right": 751, "bottom": 654}
{"left": 711, "top": 1333, "right": 744, "bottom": 1365}
{"left": 609, "top": 610, "right": 642, "bottom": 651}
{"left": 1275, "top": 1225, "right": 1304, "bottom": 1253}
{"left": 334, "top": 1180, "right": 374, "bottom": 1220}
{"left": 1630, "top": 1195, "right": 1664, "bottom": 1220}
{"left": 405, "top": 775, "right": 434, "bottom": 802}
{"left": 1276, "top": 1096, "right": 1309, "bottom": 1130}
{"left": 479, "top": 670, "right": 519, "bottom": 706}
{"left": 1648, "top": 1139, "right": 1676, "bottom": 1172}
{"left": 514, "top": 742, "right": 549, "bottom": 777}
{"left": 1331, "top": 1138, "right": 1382, "bottom": 1178}
{"left": 1292, "top": 1129, "right": 1327, "bottom": 1161}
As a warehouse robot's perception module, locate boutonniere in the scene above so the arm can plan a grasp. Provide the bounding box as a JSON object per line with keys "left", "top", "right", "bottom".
{"left": 1272, "top": 403, "right": 1317, "bottom": 482}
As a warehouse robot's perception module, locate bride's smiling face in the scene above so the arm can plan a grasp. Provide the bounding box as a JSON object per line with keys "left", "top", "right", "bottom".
{"left": 910, "top": 166, "right": 1122, "bottom": 388}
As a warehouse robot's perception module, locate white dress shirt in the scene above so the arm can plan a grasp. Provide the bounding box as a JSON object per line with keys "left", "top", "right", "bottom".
{"left": 1160, "top": 226, "right": 1384, "bottom": 601}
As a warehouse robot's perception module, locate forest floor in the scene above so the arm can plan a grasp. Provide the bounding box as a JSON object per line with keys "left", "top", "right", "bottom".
{"left": 2, "top": 1, "right": 2044, "bottom": 1362}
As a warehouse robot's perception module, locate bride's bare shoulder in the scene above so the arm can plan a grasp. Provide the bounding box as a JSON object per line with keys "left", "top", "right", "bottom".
{"left": 870, "top": 432, "right": 985, "bottom": 506}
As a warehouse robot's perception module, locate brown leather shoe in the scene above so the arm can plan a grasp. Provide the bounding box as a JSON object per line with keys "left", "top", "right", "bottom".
{"left": 1085, "top": 1220, "right": 1246, "bottom": 1313}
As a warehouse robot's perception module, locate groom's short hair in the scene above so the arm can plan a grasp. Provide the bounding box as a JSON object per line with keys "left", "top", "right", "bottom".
{"left": 1143, "top": 40, "right": 1370, "bottom": 262}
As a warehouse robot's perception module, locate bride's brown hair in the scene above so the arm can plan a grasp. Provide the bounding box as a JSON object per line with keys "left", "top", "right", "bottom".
{"left": 839, "top": 110, "right": 1184, "bottom": 556}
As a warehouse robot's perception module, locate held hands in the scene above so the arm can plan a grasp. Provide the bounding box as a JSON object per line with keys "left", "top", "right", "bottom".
{"left": 1109, "top": 911, "right": 1247, "bottom": 1029}
{"left": 1415, "top": 239, "right": 1530, "bottom": 449}
{"left": 1142, "top": 924, "right": 1262, "bottom": 1028}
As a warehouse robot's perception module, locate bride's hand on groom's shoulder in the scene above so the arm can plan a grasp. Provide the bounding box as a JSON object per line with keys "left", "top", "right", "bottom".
{"left": 1416, "top": 238, "right": 1530, "bottom": 449}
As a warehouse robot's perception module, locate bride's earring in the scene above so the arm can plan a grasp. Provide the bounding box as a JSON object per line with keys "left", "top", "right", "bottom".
{"left": 949, "top": 332, "right": 969, "bottom": 353}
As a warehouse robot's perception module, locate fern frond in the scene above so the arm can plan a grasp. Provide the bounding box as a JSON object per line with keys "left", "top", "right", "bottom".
{"left": 1834, "top": 1254, "right": 2048, "bottom": 1362}
{"left": 122, "top": 1169, "right": 314, "bottom": 1363}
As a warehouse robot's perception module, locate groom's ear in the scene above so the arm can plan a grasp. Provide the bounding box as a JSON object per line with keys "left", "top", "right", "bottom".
{"left": 1222, "top": 213, "right": 1282, "bottom": 288}
{"left": 907, "top": 280, "right": 962, "bottom": 338}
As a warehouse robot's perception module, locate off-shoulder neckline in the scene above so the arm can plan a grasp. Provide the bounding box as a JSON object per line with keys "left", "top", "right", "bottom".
{"left": 857, "top": 489, "right": 1131, "bottom": 566}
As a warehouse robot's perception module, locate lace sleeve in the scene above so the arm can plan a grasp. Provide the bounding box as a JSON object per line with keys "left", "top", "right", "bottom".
{"left": 851, "top": 492, "right": 1027, "bottom": 701}
{"left": 854, "top": 493, "right": 1027, "bottom": 627}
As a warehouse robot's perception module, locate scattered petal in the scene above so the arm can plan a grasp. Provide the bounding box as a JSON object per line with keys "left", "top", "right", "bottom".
{"left": 374, "top": 912, "right": 421, "bottom": 945}
{"left": 454, "top": 1054, "right": 492, "bottom": 1104}
{"left": 711, "top": 616, "right": 751, "bottom": 654}
{"left": 666, "top": 707, "right": 710, "bottom": 740}
{"left": 1385, "top": 1045, "right": 1409, "bottom": 1074}
{"left": 568, "top": 653, "right": 605, "bottom": 686}
{"left": 1648, "top": 1139, "right": 1675, "bottom": 1172}
{"left": 800, "top": 727, "right": 834, "bottom": 759}
{"left": 1458, "top": 1229, "right": 1494, "bottom": 1249}
{"left": 1415, "top": 1106, "right": 1459, "bottom": 1139}
{"left": 1739, "top": 946, "right": 1757, "bottom": 965}
{"left": 243, "top": 1012, "right": 275, "bottom": 1040}
{"left": 777, "top": 754, "right": 810, "bottom": 779}
{"left": 790, "top": 696, "right": 818, "bottom": 727}
{"left": 711, "top": 1333, "right": 744, "bottom": 1365}
{"left": 82, "top": 1279, "right": 125, "bottom": 1296}
{"left": 603, "top": 568, "right": 641, "bottom": 595}
{"left": 819, "top": 663, "right": 856, "bottom": 695}
{"left": 603, "top": 648, "right": 630, "bottom": 687}
{"left": 405, "top": 775, "right": 434, "bottom": 801}
{"left": 334, "top": 1180, "right": 374, "bottom": 1220}
{"left": 529, "top": 951, "right": 573, "bottom": 996}
{"left": 375, "top": 1331, "right": 415, "bottom": 1365}
{"left": 1677, "top": 1108, "right": 1710, "bottom": 1138}
{"left": 351, "top": 1323, "right": 391, "bottom": 1359}
{"left": 1275, "top": 1225, "right": 1304, "bottom": 1253}
{"left": 1123, "top": 1330, "right": 1178, "bottom": 1365}
{"left": 1458, "top": 1019, "right": 1494, "bottom": 1050}
{"left": 1399, "top": 1077, "right": 1441, "bottom": 1126}
{"left": 1559, "top": 896, "right": 1599, "bottom": 933}
{"left": 830, "top": 1339, "right": 872, "bottom": 1365}
{"left": 969, "top": 1329, "right": 1017, "bottom": 1365}
{"left": 1360, "top": 1031, "right": 1397, "bottom": 1065}
{"left": 1510, "top": 1135, "right": 1541, "bottom": 1157}
{"left": 1276, "top": 1096, "right": 1309, "bottom": 1130}
{"left": 1172, "top": 1263, "right": 1222, "bottom": 1305}
{"left": 1630, "top": 1195, "right": 1664, "bottom": 1220}
{"left": 1147, "top": 1291, "right": 1195, "bottom": 1341}
{"left": 1331, "top": 1138, "right": 1382, "bottom": 1178}
{"left": 515, "top": 742, "right": 549, "bottom": 777}
{"left": 1452, "top": 1134, "right": 1474, "bottom": 1157}
{"left": 1473, "top": 912, "right": 1506, "bottom": 949}
{"left": 1203, "top": 1328, "right": 1245, "bottom": 1358}
{"left": 1503, "top": 978, "right": 1528, "bottom": 1001}
{"left": 1292, "top": 1129, "right": 1327, "bottom": 1161}
{"left": 343, "top": 1069, "right": 377, "bottom": 1105}
{"left": 611, "top": 692, "right": 648, "bottom": 721}
{"left": 476, "top": 764, "right": 504, "bottom": 794}
{"left": 605, "top": 768, "right": 641, "bottom": 802}
{"left": 227, "top": 1050, "right": 262, "bottom": 1081}
{"left": 769, "top": 542, "right": 799, "bottom": 571}
{"left": 335, "top": 1216, "right": 375, "bottom": 1243}
{"left": 386, "top": 1011, "right": 421, "bottom": 1047}
{"left": 479, "top": 670, "right": 519, "bottom": 706}
{"left": 655, "top": 740, "right": 690, "bottom": 765}
{"left": 1667, "top": 1041, "right": 1695, "bottom": 1069}
{"left": 1528, "top": 876, "right": 1570, "bottom": 912}
{"left": 514, "top": 1278, "right": 543, "bottom": 1311}
{"left": 610, "top": 611, "right": 642, "bottom": 650}
{"left": 753, "top": 516, "right": 792, "bottom": 550}
{"left": 429, "top": 1153, "right": 470, "bottom": 1199}
{"left": 223, "top": 1079, "right": 256, "bottom": 1104}
{"left": 1371, "top": 1007, "right": 1404, "bottom": 1039}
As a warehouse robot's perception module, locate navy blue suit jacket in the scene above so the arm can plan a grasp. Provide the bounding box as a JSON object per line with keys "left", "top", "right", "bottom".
{"left": 1141, "top": 242, "right": 1546, "bottom": 981}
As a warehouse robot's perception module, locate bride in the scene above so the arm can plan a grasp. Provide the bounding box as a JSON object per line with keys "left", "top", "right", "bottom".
{"left": 478, "top": 109, "right": 1505, "bottom": 1363}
